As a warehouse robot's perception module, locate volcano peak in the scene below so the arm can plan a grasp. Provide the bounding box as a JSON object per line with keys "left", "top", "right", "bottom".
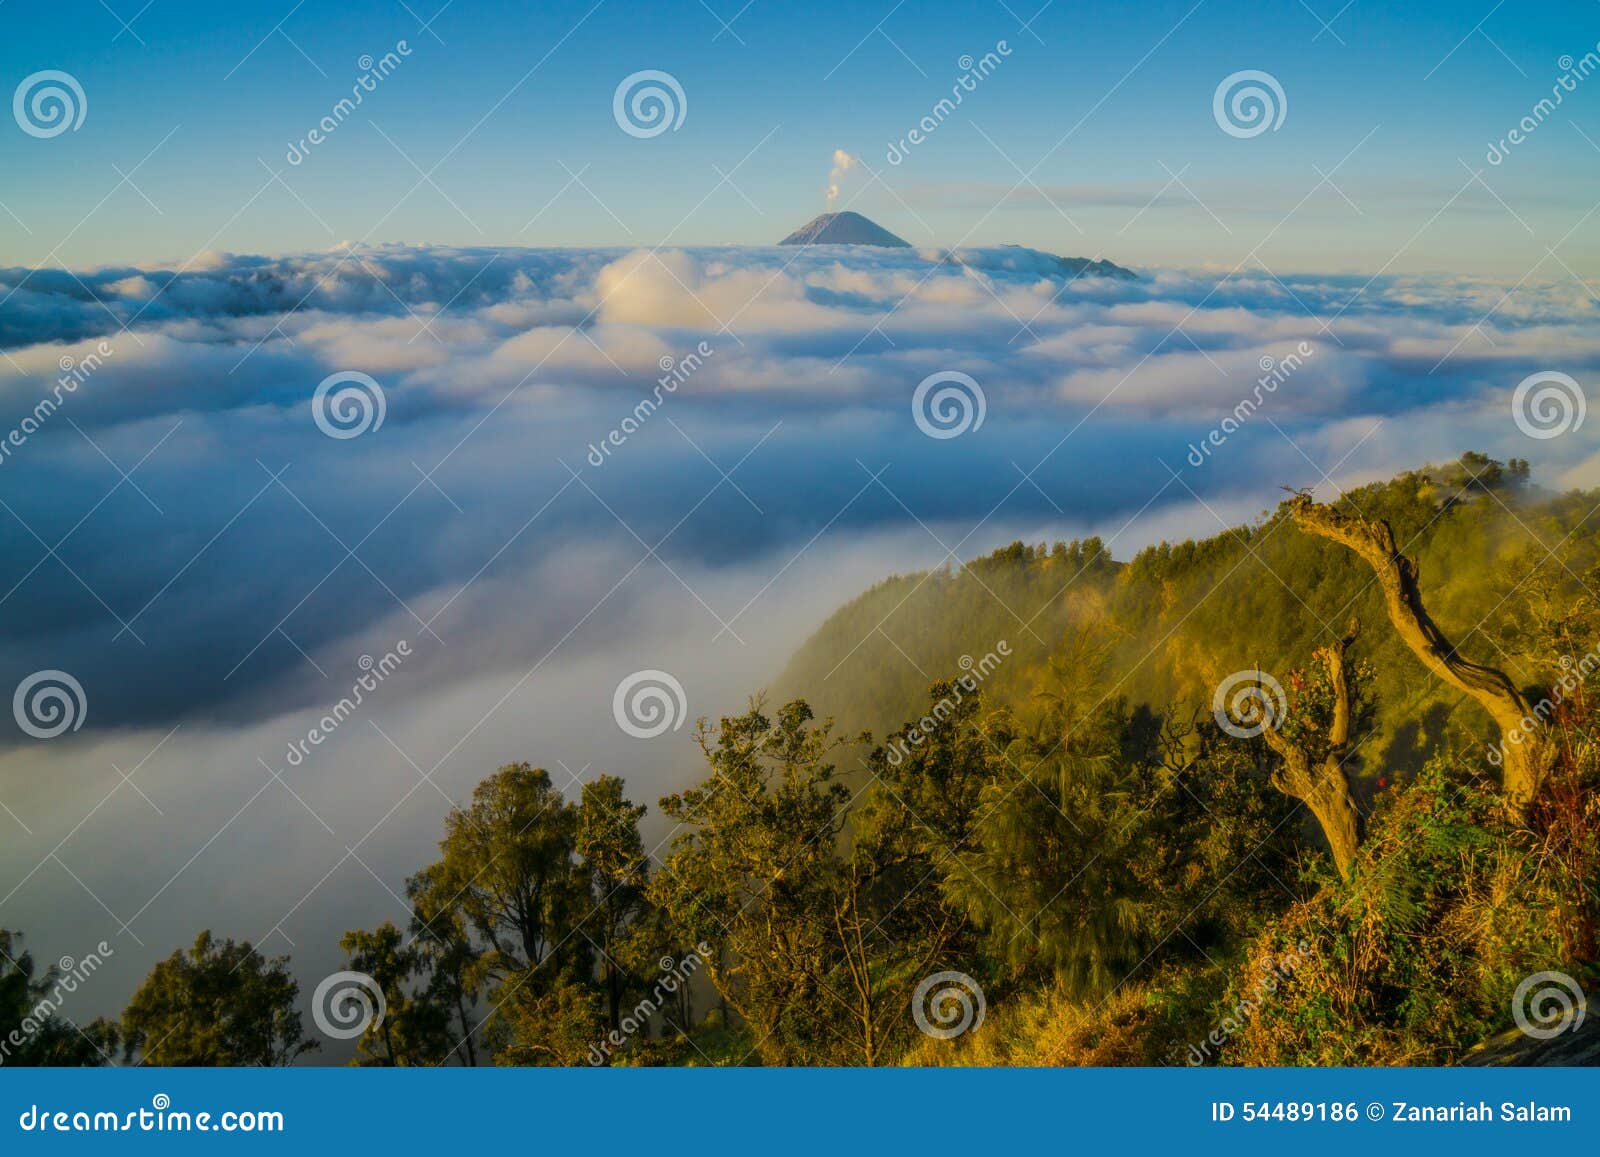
{"left": 778, "top": 211, "right": 911, "bottom": 247}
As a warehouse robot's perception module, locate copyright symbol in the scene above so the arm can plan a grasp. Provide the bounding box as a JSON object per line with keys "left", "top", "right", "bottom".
{"left": 1365, "top": 1102, "right": 1385, "bottom": 1121}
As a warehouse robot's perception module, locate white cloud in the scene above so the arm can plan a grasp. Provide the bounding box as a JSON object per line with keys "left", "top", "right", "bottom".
{"left": 1, "top": 242, "right": 1596, "bottom": 1024}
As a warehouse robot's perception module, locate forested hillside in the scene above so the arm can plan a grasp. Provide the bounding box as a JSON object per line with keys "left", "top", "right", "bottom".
{"left": 778, "top": 453, "right": 1566, "bottom": 801}
{"left": 8, "top": 453, "right": 1597, "bottom": 1067}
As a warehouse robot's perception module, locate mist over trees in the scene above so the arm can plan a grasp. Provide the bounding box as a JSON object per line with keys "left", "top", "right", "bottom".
{"left": 9, "top": 453, "right": 1597, "bottom": 1067}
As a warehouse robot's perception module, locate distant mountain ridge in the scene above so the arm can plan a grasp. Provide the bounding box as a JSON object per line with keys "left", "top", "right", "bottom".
{"left": 777, "top": 212, "right": 1136, "bottom": 279}
{"left": 943, "top": 243, "right": 1137, "bottom": 282}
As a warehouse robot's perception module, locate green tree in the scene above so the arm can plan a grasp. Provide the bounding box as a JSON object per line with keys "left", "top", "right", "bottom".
{"left": 409, "top": 764, "right": 614, "bottom": 1064}
{"left": 654, "top": 700, "right": 853, "bottom": 1064}
{"left": 842, "top": 681, "right": 1008, "bottom": 1060}
{"left": 406, "top": 866, "right": 484, "bottom": 1066}
{"left": 945, "top": 641, "right": 1155, "bottom": 991}
{"left": 493, "top": 980, "right": 606, "bottom": 1065}
{"left": 574, "top": 774, "right": 650, "bottom": 1036}
{"left": 120, "top": 931, "right": 314, "bottom": 1065}
{"left": 337, "top": 922, "right": 448, "bottom": 1065}
{"left": 864, "top": 678, "right": 1009, "bottom": 856}
{"left": 0, "top": 931, "right": 115, "bottom": 1066}
{"left": 415, "top": 764, "right": 587, "bottom": 979}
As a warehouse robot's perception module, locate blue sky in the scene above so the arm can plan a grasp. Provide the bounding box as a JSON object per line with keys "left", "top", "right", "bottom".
{"left": 3, "top": 0, "right": 1598, "bottom": 271}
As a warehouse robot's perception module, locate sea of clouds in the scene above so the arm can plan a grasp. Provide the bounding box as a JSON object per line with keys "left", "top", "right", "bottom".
{"left": 0, "top": 241, "right": 1596, "bottom": 1032}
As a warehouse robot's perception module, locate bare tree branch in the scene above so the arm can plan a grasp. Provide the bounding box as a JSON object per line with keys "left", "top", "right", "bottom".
{"left": 1260, "top": 619, "right": 1363, "bottom": 878}
{"left": 1288, "top": 494, "right": 1547, "bottom": 808}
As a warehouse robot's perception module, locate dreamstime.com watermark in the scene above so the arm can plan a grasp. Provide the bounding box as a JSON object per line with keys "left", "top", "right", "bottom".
{"left": 885, "top": 42, "right": 1013, "bottom": 165}
{"left": 1511, "top": 370, "right": 1585, "bottom": 440}
{"left": 286, "top": 42, "right": 414, "bottom": 165}
{"left": 1212, "top": 669, "right": 1287, "bottom": 739}
{"left": 1179, "top": 938, "right": 1312, "bottom": 1064}
{"left": 1187, "top": 341, "right": 1314, "bottom": 467}
{"left": 912, "top": 970, "right": 986, "bottom": 1040}
{"left": 17, "top": 1095, "right": 283, "bottom": 1134}
{"left": 912, "top": 370, "right": 985, "bottom": 439}
{"left": 612, "top": 669, "right": 689, "bottom": 739}
{"left": 283, "top": 642, "right": 411, "bottom": 767}
{"left": 313, "top": 370, "right": 386, "bottom": 439}
{"left": 1486, "top": 47, "right": 1600, "bottom": 165}
{"left": 0, "top": 341, "right": 114, "bottom": 470}
{"left": 0, "top": 942, "right": 113, "bottom": 1066}
{"left": 612, "top": 70, "right": 686, "bottom": 138}
{"left": 586, "top": 943, "right": 711, "bottom": 1064}
{"left": 12, "top": 669, "right": 86, "bottom": 740}
{"left": 12, "top": 70, "right": 86, "bottom": 138}
{"left": 1486, "top": 649, "right": 1599, "bottom": 768}
{"left": 1213, "top": 70, "right": 1287, "bottom": 138}
{"left": 1511, "top": 970, "right": 1587, "bottom": 1040}
{"left": 587, "top": 341, "right": 714, "bottom": 467}
{"left": 312, "top": 970, "right": 386, "bottom": 1040}
{"left": 885, "top": 642, "right": 1010, "bottom": 766}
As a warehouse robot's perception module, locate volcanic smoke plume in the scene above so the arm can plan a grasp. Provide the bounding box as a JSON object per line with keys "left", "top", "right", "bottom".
{"left": 825, "top": 149, "right": 857, "bottom": 208}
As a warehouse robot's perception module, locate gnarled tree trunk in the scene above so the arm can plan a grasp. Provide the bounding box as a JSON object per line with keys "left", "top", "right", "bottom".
{"left": 1261, "top": 621, "right": 1364, "bottom": 878}
{"left": 1288, "top": 495, "right": 1547, "bottom": 809}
